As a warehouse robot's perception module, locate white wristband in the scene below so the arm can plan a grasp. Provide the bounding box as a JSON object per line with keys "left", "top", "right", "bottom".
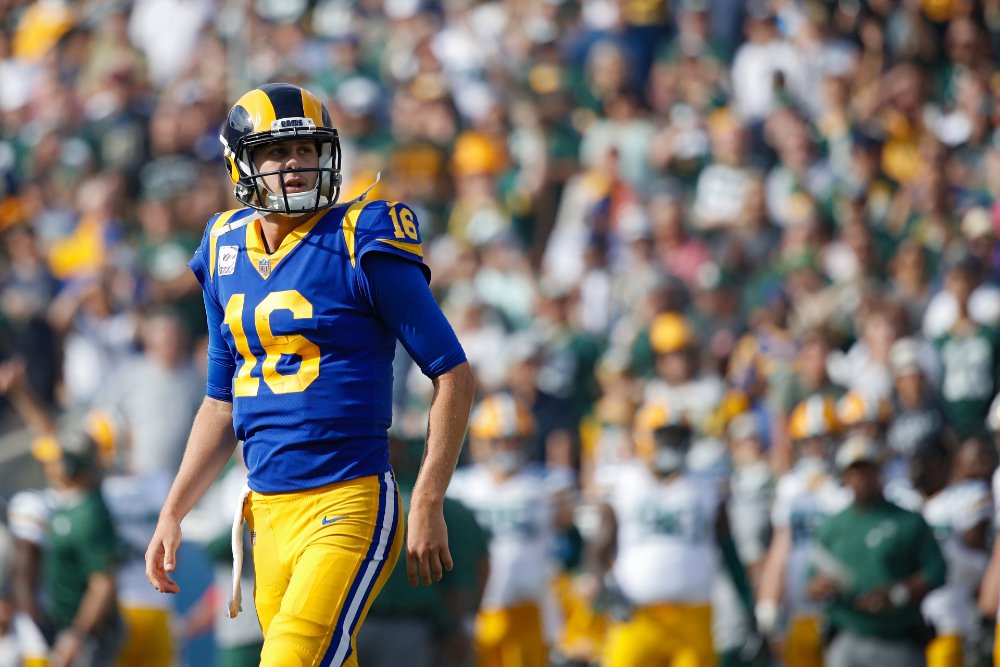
{"left": 755, "top": 600, "right": 780, "bottom": 635}
{"left": 888, "top": 583, "right": 911, "bottom": 608}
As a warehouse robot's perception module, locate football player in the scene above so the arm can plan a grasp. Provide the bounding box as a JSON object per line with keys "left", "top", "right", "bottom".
{"left": 756, "top": 394, "right": 851, "bottom": 667}
{"left": 144, "top": 83, "right": 475, "bottom": 667}
{"left": 913, "top": 438, "right": 990, "bottom": 667}
{"left": 588, "top": 398, "right": 754, "bottom": 667}
{"left": 447, "top": 393, "right": 563, "bottom": 667}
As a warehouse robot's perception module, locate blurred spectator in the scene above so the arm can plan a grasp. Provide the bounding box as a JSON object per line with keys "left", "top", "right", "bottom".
{"left": 692, "top": 109, "right": 753, "bottom": 231}
{"left": 96, "top": 309, "right": 202, "bottom": 476}
{"left": 47, "top": 273, "right": 137, "bottom": 409}
{"left": 1, "top": 224, "right": 59, "bottom": 403}
{"left": 886, "top": 337, "right": 946, "bottom": 466}
{"left": 931, "top": 256, "right": 1000, "bottom": 438}
{"left": 730, "top": 3, "right": 802, "bottom": 125}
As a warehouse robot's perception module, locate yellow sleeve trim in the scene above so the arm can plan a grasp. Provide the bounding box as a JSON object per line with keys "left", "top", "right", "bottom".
{"left": 375, "top": 238, "right": 424, "bottom": 258}
{"left": 209, "top": 209, "right": 244, "bottom": 278}
{"left": 342, "top": 199, "right": 377, "bottom": 268}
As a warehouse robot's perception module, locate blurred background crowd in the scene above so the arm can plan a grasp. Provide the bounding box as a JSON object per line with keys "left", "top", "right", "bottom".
{"left": 2, "top": 0, "right": 1000, "bottom": 664}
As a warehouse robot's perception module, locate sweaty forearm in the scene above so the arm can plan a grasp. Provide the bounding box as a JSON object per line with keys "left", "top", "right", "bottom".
{"left": 412, "top": 362, "right": 474, "bottom": 505}
{"left": 160, "top": 397, "right": 238, "bottom": 521}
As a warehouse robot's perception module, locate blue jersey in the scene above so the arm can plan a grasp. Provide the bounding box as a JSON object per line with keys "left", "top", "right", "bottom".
{"left": 190, "top": 199, "right": 465, "bottom": 493}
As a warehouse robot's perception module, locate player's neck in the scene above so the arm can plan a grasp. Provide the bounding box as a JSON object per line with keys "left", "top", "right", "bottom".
{"left": 260, "top": 211, "right": 312, "bottom": 253}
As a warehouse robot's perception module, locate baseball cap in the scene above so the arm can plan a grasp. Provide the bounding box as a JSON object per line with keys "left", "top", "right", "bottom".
{"left": 835, "top": 435, "right": 881, "bottom": 472}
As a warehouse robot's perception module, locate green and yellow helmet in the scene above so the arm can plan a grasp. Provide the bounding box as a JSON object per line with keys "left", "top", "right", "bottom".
{"left": 469, "top": 393, "right": 536, "bottom": 440}
{"left": 220, "top": 83, "right": 342, "bottom": 213}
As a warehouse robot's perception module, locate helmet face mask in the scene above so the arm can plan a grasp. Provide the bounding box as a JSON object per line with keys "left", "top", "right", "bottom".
{"left": 649, "top": 424, "right": 691, "bottom": 476}
{"left": 221, "top": 84, "right": 343, "bottom": 214}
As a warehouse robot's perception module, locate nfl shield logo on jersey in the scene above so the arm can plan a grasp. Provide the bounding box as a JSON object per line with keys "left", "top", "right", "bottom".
{"left": 258, "top": 257, "right": 271, "bottom": 277}
{"left": 218, "top": 246, "right": 239, "bottom": 276}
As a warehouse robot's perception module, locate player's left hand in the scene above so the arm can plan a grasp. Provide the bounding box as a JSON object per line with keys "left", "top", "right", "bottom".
{"left": 405, "top": 500, "right": 453, "bottom": 586}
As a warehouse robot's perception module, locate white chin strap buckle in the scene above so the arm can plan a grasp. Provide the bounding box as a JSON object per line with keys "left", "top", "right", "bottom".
{"left": 265, "top": 189, "right": 329, "bottom": 212}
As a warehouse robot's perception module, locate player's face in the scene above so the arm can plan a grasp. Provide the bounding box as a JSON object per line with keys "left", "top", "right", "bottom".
{"left": 842, "top": 462, "right": 881, "bottom": 503}
{"left": 486, "top": 436, "right": 526, "bottom": 476}
{"left": 253, "top": 139, "right": 321, "bottom": 195}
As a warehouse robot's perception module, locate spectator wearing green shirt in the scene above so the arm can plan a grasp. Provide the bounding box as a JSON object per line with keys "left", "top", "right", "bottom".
{"left": 932, "top": 255, "right": 1000, "bottom": 439}
{"left": 807, "top": 435, "right": 946, "bottom": 667}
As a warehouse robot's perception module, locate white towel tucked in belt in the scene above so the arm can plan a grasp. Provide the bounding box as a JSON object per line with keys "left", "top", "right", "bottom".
{"left": 228, "top": 484, "right": 252, "bottom": 619}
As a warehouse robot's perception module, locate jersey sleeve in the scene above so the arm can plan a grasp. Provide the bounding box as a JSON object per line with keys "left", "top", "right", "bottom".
{"left": 352, "top": 200, "right": 431, "bottom": 283}
{"left": 190, "top": 212, "right": 240, "bottom": 402}
{"left": 358, "top": 252, "right": 466, "bottom": 378}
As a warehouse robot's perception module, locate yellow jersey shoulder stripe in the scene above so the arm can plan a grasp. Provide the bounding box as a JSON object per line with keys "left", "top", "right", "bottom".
{"left": 342, "top": 199, "right": 378, "bottom": 268}
{"left": 375, "top": 238, "right": 423, "bottom": 258}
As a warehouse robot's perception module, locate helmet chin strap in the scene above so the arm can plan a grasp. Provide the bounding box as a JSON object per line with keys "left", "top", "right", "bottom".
{"left": 262, "top": 187, "right": 330, "bottom": 213}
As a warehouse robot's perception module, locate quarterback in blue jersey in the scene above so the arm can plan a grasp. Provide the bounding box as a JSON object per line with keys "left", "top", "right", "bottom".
{"left": 144, "top": 83, "right": 475, "bottom": 667}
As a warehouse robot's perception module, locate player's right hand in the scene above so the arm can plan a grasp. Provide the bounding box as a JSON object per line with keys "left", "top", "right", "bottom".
{"left": 145, "top": 518, "right": 182, "bottom": 594}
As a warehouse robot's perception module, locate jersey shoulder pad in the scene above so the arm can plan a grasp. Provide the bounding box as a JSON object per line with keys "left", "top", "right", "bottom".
{"left": 8, "top": 489, "right": 53, "bottom": 544}
{"left": 952, "top": 479, "right": 991, "bottom": 510}
{"left": 347, "top": 199, "right": 426, "bottom": 269}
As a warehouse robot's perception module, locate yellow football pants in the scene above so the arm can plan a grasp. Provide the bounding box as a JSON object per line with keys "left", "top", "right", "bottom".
{"left": 475, "top": 602, "right": 548, "bottom": 667}
{"left": 602, "top": 602, "right": 713, "bottom": 667}
{"left": 784, "top": 615, "right": 823, "bottom": 667}
{"left": 245, "top": 471, "right": 403, "bottom": 667}
{"left": 553, "top": 573, "right": 607, "bottom": 662}
{"left": 926, "top": 634, "right": 962, "bottom": 667}
{"left": 115, "top": 607, "right": 173, "bottom": 667}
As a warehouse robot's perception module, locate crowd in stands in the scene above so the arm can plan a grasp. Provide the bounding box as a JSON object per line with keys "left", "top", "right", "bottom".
{"left": 2, "top": 0, "right": 1000, "bottom": 664}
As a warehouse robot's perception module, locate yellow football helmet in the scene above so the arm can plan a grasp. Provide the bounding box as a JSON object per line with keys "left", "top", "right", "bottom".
{"left": 788, "top": 394, "right": 841, "bottom": 441}
{"left": 469, "top": 393, "right": 536, "bottom": 440}
{"left": 836, "top": 390, "right": 892, "bottom": 428}
{"left": 220, "top": 82, "right": 342, "bottom": 213}
{"left": 632, "top": 397, "right": 691, "bottom": 464}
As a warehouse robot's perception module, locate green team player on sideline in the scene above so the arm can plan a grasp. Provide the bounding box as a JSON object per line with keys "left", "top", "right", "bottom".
{"left": 807, "top": 435, "right": 946, "bottom": 667}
